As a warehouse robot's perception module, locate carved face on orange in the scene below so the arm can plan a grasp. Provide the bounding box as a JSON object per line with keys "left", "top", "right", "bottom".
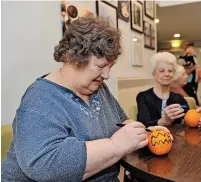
{"left": 184, "top": 109, "right": 201, "bottom": 127}
{"left": 148, "top": 130, "right": 172, "bottom": 155}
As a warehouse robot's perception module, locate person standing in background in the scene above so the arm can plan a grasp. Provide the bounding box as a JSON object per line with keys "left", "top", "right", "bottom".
{"left": 179, "top": 42, "right": 200, "bottom": 105}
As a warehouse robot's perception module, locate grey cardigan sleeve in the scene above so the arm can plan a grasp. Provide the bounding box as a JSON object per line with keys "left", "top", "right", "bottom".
{"left": 13, "top": 91, "right": 87, "bottom": 182}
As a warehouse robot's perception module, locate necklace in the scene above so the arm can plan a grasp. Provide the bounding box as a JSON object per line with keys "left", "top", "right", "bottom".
{"left": 60, "top": 68, "right": 70, "bottom": 89}
{"left": 60, "top": 68, "right": 90, "bottom": 104}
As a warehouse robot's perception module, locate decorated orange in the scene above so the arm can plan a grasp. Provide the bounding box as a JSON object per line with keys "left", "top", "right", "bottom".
{"left": 148, "top": 130, "right": 172, "bottom": 155}
{"left": 184, "top": 109, "right": 201, "bottom": 127}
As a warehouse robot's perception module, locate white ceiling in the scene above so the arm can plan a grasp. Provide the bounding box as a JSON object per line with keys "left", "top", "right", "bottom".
{"left": 157, "top": 1, "right": 201, "bottom": 46}
{"left": 157, "top": 0, "right": 201, "bottom": 7}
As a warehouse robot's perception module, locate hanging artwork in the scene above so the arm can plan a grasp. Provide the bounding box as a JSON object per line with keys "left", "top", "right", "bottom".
{"left": 144, "top": 21, "right": 151, "bottom": 48}
{"left": 145, "top": 0, "right": 155, "bottom": 19}
{"left": 60, "top": 1, "right": 92, "bottom": 35}
{"left": 102, "top": 0, "right": 118, "bottom": 7}
{"left": 130, "top": 0, "right": 143, "bottom": 33}
{"left": 150, "top": 24, "right": 156, "bottom": 49}
{"left": 118, "top": 0, "right": 129, "bottom": 22}
{"left": 96, "top": 0, "right": 118, "bottom": 28}
{"left": 143, "top": 21, "right": 155, "bottom": 50}
{"left": 61, "top": 1, "right": 69, "bottom": 35}
{"left": 131, "top": 37, "right": 143, "bottom": 67}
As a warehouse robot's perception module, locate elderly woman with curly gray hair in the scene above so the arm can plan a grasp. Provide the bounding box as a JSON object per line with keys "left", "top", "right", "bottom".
{"left": 2, "top": 14, "right": 154, "bottom": 182}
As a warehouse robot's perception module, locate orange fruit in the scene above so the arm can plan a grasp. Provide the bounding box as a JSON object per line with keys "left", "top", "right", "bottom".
{"left": 184, "top": 109, "right": 201, "bottom": 127}
{"left": 148, "top": 130, "right": 172, "bottom": 155}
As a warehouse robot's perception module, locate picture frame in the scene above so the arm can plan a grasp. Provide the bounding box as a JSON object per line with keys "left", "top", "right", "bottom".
{"left": 96, "top": 0, "right": 118, "bottom": 28}
{"left": 118, "top": 0, "right": 129, "bottom": 22}
{"left": 131, "top": 37, "right": 143, "bottom": 67}
{"left": 144, "top": 34, "right": 151, "bottom": 49}
{"left": 143, "top": 21, "right": 155, "bottom": 50}
{"left": 150, "top": 24, "right": 155, "bottom": 49}
{"left": 138, "top": 0, "right": 144, "bottom": 4}
{"left": 144, "top": 21, "right": 150, "bottom": 36}
{"left": 61, "top": 1, "right": 69, "bottom": 36}
{"left": 145, "top": 0, "right": 155, "bottom": 19}
{"left": 143, "top": 21, "right": 152, "bottom": 49}
{"left": 101, "top": 0, "right": 118, "bottom": 7}
{"left": 130, "top": 0, "right": 143, "bottom": 33}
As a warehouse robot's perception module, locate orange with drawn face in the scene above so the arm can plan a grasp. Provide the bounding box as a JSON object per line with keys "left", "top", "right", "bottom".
{"left": 148, "top": 130, "right": 172, "bottom": 155}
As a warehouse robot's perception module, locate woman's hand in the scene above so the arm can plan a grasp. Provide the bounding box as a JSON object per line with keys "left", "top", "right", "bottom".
{"left": 110, "top": 122, "right": 148, "bottom": 158}
{"left": 147, "top": 126, "right": 174, "bottom": 141}
{"left": 159, "top": 104, "right": 185, "bottom": 125}
{"left": 196, "top": 107, "right": 201, "bottom": 128}
{"left": 164, "top": 104, "right": 185, "bottom": 120}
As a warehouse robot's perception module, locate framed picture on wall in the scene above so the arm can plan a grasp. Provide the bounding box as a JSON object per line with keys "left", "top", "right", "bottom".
{"left": 118, "top": 0, "right": 129, "bottom": 22}
{"left": 96, "top": 0, "right": 118, "bottom": 28}
{"left": 138, "top": 0, "right": 144, "bottom": 4}
{"left": 131, "top": 37, "right": 143, "bottom": 67}
{"left": 102, "top": 0, "right": 118, "bottom": 7}
{"left": 143, "top": 21, "right": 152, "bottom": 49}
{"left": 150, "top": 24, "right": 155, "bottom": 49}
{"left": 144, "top": 34, "right": 151, "bottom": 48}
{"left": 130, "top": 0, "right": 143, "bottom": 33}
{"left": 145, "top": 0, "right": 155, "bottom": 19}
{"left": 144, "top": 21, "right": 150, "bottom": 35}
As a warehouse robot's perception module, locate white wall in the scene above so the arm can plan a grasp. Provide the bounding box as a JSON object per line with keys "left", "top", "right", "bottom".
{"left": 2, "top": 1, "right": 156, "bottom": 125}
{"left": 2, "top": 1, "right": 61, "bottom": 124}
{"left": 110, "top": 17, "right": 156, "bottom": 78}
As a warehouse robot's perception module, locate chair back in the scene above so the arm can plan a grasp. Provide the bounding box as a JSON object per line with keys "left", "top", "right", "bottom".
{"left": 184, "top": 97, "right": 197, "bottom": 109}
{"left": 1, "top": 124, "right": 13, "bottom": 161}
{"left": 128, "top": 105, "right": 138, "bottom": 121}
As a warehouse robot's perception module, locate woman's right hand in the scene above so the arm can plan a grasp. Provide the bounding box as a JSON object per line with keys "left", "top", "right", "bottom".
{"left": 159, "top": 104, "right": 185, "bottom": 125}
{"left": 110, "top": 122, "right": 148, "bottom": 158}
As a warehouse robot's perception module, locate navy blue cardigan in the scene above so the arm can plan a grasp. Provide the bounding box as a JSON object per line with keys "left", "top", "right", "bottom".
{"left": 136, "top": 88, "right": 189, "bottom": 127}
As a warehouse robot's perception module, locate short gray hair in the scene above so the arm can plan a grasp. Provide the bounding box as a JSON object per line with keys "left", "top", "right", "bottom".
{"left": 151, "top": 52, "right": 177, "bottom": 74}
{"left": 173, "top": 64, "right": 186, "bottom": 81}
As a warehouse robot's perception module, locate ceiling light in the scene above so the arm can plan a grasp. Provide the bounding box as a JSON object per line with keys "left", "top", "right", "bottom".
{"left": 174, "top": 34, "right": 180, "bottom": 38}
{"left": 171, "top": 40, "right": 181, "bottom": 48}
{"left": 132, "top": 38, "right": 138, "bottom": 42}
{"left": 154, "top": 19, "right": 159, "bottom": 23}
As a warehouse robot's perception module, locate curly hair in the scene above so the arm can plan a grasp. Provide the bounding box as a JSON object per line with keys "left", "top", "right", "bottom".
{"left": 54, "top": 14, "right": 122, "bottom": 68}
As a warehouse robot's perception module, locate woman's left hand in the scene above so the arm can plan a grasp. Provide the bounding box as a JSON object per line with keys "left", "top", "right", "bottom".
{"left": 147, "top": 126, "right": 174, "bottom": 141}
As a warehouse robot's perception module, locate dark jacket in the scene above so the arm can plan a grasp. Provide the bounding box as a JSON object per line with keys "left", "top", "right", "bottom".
{"left": 136, "top": 88, "right": 189, "bottom": 127}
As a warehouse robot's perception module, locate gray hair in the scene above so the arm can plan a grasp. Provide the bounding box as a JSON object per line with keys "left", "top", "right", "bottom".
{"left": 151, "top": 52, "right": 177, "bottom": 74}
{"left": 173, "top": 64, "right": 186, "bottom": 81}
{"left": 54, "top": 14, "right": 121, "bottom": 68}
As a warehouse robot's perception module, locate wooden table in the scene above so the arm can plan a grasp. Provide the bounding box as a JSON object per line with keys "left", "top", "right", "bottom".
{"left": 120, "top": 124, "right": 201, "bottom": 182}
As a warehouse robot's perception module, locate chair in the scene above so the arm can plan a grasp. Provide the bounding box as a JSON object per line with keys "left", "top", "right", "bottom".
{"left": 1, "top": 124, "right": 13, "bottom": 161}
{"left": 128, "top": 105, "right": 138, "bottom": 121}
{"left": 184, "top": 97, "right": 197, "bottom": 109}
